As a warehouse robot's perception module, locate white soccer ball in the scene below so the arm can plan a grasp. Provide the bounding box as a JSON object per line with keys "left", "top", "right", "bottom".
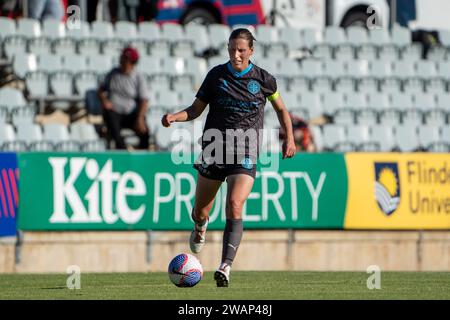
{"left": 168, "top": 253, "right": 203, "bottom": 287}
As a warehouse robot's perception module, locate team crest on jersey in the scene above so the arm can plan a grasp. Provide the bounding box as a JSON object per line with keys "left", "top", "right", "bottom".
{"left": 247, "top": 80, "right": 260, "bottom": 94}
{"left": 374, "top": 162, "right": 401, "bottom": 216}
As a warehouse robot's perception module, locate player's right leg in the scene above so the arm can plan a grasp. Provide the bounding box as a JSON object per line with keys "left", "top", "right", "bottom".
{"left": 189, "top": 173, "right": 222, "bottom": 254}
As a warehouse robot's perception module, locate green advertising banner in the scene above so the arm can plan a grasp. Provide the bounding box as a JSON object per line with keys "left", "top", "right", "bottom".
{"left": 18, "top": 152, "right": 348, "bottom": 230}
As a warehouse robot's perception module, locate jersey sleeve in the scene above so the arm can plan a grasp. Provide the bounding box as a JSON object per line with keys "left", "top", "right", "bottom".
{"left": 262, "top": 73, "right": 278, "bottom": 101}
{"left": 195, "top": 68, "right": 216, "bottom": 104}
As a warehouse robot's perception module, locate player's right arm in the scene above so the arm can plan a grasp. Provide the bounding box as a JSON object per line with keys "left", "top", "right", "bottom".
{"left": 161, "top": 98, "right": 208, "bottom": 127}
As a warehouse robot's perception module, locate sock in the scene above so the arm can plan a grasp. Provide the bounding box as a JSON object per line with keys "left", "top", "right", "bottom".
{"left": 221, "top": 219, "right": 243, "bottom": 267}
{"left": 191, "top": 211, "right": 207, "bottom": 229}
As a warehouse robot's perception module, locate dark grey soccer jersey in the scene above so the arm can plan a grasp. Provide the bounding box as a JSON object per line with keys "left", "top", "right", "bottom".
{"left": 196, "top": 61, "right": 278, "bottom": 163}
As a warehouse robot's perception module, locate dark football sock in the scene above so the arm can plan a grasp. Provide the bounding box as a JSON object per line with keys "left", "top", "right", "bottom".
{"left": 221, "top": 219, "right": 243, "bottom": 266}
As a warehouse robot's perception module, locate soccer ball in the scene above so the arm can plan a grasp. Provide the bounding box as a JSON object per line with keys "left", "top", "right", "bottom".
{"left": 168, "top": 253, "right": 203, "bottom": 287}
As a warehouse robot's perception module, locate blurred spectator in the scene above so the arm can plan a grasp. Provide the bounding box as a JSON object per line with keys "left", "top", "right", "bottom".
{"left": 98, "top": 46, "right": 150, "bottom": 150}
{"left": 138, "top": 0, "right": 158, "bottom": 21}
{"left": 86, "top": 0, "right": 99, "bottom": 22}
{"left": 412, "top": 29, "right": 439, "bottom": 59}
{"left": 279, "top": 113, "right": 317, "bottom": 152}
{"left": 109, "top": 0, "right": 139, "bottom": 23}
{"left": 388, "top": 0, "right": 416, "bottom": 28}
{"left": 28, "top": 0, "right": 64, "bottom": 21}
{"left": 0, "top": 0, "right": 21, "bottom": 17}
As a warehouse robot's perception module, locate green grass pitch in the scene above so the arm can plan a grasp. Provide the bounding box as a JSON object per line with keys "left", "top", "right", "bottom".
{"left": 0, "top": 272, "right": 449, "bottom": 300}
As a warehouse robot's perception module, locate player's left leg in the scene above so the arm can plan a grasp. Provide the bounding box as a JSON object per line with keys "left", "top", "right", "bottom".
{"left": 189, "top": 173, "right": 222, "bottom": 253}
{"left": 215, "top": 173, "right": 254, "bottom": 287}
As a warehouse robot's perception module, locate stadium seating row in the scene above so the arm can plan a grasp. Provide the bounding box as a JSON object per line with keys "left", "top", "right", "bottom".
{"left": 0, "top": 86, "right": 197, "bottom": 113}
{"left": 2, "top": 18, "right": 450, "bottom": 59}
{"left": 294, "top": 59, "right": 450, "bottom": 79}
{"left": 0, "top": 121, "right": 106, "bottom": 152}
{"left": 11, "top": 52, "right": 207, "bottom": 77}
{"left": 13, "top": 51, "right": 450, "bottom": 82}
{"left": 0, "top": 18, "right": 435, "bottom": 47}
{"left": 282, "top": 76, "right": 449, "bottom": 96}
{"left": 270, "top": 91, "right": 449, "bottom": 125}
{"left": 1, "top": 35, "right": 197, "bottom": 59}
{"left": 6, "top": 32, "right": 447, "bottom": 61}
{"left": 313, "top": 124, "right": 450, "bottom": 153}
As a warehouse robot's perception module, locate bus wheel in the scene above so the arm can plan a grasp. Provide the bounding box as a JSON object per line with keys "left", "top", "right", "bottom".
{"left": 341, "top": 11, "right": 370, "bottom": 28}
{"left": 182, "top": 8, "right": 218, "bottom": 25}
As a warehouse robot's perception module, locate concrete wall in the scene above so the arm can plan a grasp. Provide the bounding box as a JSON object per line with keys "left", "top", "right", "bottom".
{"left": 0, "top": 237, "right": 15, "bottom": 273}
{"left": 1, "top": 230, "right": 449, "bottom": 273}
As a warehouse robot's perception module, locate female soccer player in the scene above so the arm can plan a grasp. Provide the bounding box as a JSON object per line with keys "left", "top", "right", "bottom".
{"left": 162, "top": 28, "right": 296, "bottom": 287}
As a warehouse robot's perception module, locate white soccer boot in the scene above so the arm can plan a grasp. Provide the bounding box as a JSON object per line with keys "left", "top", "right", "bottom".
{"left": 214, "top": 263, "right": 231, "bottom": 287}
{"left": 189, "top": 217, "right": 208, "bottom": 254}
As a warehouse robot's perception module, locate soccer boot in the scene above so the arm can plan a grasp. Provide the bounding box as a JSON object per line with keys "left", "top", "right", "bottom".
{"left": 189, "top": 216, "right": 208, "bottom": 254}
{"left": 214, "top": 263, "right": 231, "bottom": 287}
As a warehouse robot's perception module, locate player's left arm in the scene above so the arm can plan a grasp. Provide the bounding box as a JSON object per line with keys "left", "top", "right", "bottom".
{"left": 268, "top": 92, "right": 296, "bottom": 159}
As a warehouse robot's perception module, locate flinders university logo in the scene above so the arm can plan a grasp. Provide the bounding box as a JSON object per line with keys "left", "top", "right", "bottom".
{"left": 374, "top": 162, "right": 400, "bottom": 216}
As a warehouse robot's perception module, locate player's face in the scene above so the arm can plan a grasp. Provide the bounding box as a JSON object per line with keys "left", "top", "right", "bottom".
{"left": 228, "top": 38, "right": 254, "bottom": 71}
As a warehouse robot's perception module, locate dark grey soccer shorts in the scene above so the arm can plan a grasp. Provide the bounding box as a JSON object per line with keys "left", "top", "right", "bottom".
{"left": 193, "top": 162, "right": 256, "bottom": 182}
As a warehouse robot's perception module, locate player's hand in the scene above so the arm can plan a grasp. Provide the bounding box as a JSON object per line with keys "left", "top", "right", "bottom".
{"left": 161, "top": 113, "right": 176, "bottom": 127}
{"left": 282, "top": 139, "right": 296, "bottom": 159}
